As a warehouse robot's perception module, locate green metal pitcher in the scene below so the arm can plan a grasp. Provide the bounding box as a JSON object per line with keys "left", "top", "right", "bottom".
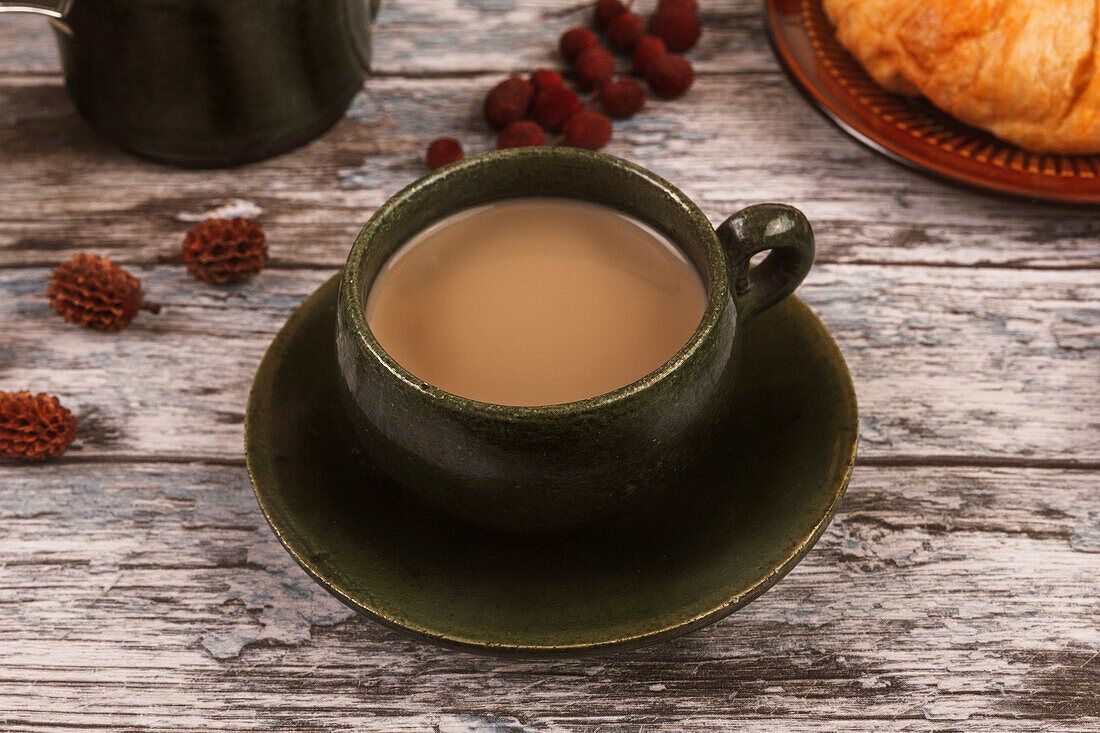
{"left": 1, "top": 0, "right": 378, "bottom": 167}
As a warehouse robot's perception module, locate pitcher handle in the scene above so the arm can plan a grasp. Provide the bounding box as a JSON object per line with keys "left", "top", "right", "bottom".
{"left": 0, "top": 0, "right": 71, "bottom": 19}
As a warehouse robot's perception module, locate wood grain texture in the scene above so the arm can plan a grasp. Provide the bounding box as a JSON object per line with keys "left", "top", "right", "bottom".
{"left": 0, "top": 1, "right": 1098, "bottom": 729}
{"left": 2, "top": 73, "right": 1098, "bottom": 270}
{"left": 0, "top": 0, "right": 773, "bottom": 77}
{"left": 1, "top": 265, "right": 1096, "bottom": 462}
{"left": 0, "top": 462, "right": 1097, "bottom": 731}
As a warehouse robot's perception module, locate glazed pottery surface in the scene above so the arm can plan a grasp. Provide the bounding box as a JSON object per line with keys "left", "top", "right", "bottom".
{"left": 2, "top": 0, "right": 375, "bottom": 167}
{"left": 336, "top": 147, "right": 815, "bottom": 532}
{"left": 766, "top": 0, "right": 1100, "bottom": 204}
{"left": 246, "top": 275, "right": 859, "bottom": 655}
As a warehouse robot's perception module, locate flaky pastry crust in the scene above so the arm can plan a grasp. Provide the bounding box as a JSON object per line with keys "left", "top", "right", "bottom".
{"left": 823, "top": 0, "right": 1100, "bottom": 153}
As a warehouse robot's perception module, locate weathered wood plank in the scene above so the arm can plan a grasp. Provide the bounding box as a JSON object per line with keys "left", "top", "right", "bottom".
{"left": 0, "top": 0, "right": 773, "bottom": 76}
{"left": 2, "top": 2, "right": 1097, "bottom": 728}
{"left": 0, "top": 462, "right": 1096, "bottom": 730}
{"left": 1, "top": 264, "right": 1096, "bottom": 462}
{"left": 2, "top": 73, "right": 1098, "bottom": 270}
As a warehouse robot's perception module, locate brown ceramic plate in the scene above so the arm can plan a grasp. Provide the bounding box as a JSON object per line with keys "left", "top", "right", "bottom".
{"left": 766, "top": 0, "right": 1100, "bottom": 204}
{"left": 245, "top": 275, "right": 859, "bottom": 656}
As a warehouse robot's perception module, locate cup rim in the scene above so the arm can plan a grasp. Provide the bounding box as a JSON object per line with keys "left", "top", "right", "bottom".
{"left": 340, "top": 147, "right": 730, "bottom": 417}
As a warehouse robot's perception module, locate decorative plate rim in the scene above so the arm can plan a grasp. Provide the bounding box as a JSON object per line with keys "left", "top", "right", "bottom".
{"left": 766, "top": 0, "right": 1100, "bottom": 205}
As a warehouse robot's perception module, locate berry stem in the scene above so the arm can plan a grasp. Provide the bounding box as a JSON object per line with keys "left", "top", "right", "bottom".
{"left": 156, "top": 252, "right": 184, "bottom": 265}
{"left": 141, "top": 300, "right": 162, "bottom": 314}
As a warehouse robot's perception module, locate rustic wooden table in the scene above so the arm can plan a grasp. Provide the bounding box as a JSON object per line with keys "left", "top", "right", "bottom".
{"left": 1, "top": 2, "right": 1098, "bottom": 730}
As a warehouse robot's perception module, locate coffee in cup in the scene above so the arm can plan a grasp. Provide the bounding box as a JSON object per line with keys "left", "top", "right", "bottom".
{"left": 365, "top": 198, "right": 707, "bottom": 406}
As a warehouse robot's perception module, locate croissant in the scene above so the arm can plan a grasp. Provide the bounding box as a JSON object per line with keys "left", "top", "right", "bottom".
{"left": 822, "top": 0, "right": 1100, "bottom": 154}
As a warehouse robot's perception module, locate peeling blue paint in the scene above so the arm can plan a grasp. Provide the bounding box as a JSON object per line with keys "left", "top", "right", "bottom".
{"left": 457, "top": 0, "right": 517, "bottom": 12}
{"left": 200, "top": 628, "right": 263, "bottom": 660}
{"left": 1070, "top": 511, "right": 1100, "bottom": 553}
{"left": 858, "top": 417, "right": 891, "bottom": 445}
{"left": 444, "top": 715, "right": 543, "bottom": 733}
{"left": 340, "top": 153, "right": 420, "bottom": 190}
{"left": 0, "top": 277, "right": 49, "bottom": 296}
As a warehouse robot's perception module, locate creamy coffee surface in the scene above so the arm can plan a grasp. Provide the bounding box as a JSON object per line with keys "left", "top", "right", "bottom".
{"left": 365, "top": 198, "right": 707, "bottom": 406}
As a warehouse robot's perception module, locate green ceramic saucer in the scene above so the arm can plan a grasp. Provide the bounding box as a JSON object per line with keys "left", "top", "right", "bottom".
{"left": 245, "top": 275, "right": 858, "bottom": 656}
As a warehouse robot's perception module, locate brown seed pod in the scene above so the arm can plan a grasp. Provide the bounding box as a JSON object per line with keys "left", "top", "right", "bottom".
{"left": 47, "top": 253, "right": 161, "bottom": 331}
{"left": 177, "top": 217, "right": 269, "bottom": 284}
{"left": 0, "top": 391, "right": 77, "bottom": 461}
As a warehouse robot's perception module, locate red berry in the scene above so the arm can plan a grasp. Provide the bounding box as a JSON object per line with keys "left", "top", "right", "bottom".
{"left": 648, "top": 8, "right": 701, "bottom": 52}
{"left": 658, "top": 0, "right": 698, "bottom": 12}
{"left": 533, "top": 86, "right": 583, "bottom": 132}
{"left": 497, "top": 121, "right": 545, "bottom": 149}
{"left": 575, "top": 46, "right": 615, "bottom": 90}
{"left": 484, "top": 76, "right": 534, "bottom": 130}
{"left": 530, "top": 68, "right": 564, "bottom": 93}
{"left": 632, "top": 35, "right": 667, "bottom": 75}
{"left": 594, "top": 0, "right": 627, "bottom": 29}
{"left": 559, "top": 26, "right": 598, "bottom": 62}
{"left": 607, "top": 12, "right": 645, "bottom": 53}
{"left": 563, "top": 111, "right": 612, "bottom": 150}
{"left": 645, "top": 53, "right": 694, "bottom": 98}
{"left": 599, "top": 77, "right": 645, "bottom": 119}
{"left": 426, "top": 137, "right": 463, "bottom": 169}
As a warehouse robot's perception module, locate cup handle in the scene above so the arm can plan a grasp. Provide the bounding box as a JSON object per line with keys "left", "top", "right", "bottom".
{"left": 716, "top": 203, "right": 815, "bottom": 320}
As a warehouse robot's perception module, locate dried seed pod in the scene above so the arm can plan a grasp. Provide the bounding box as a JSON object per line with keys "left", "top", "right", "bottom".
{"left": 0, "top": 391, "right": 77, "bottom": 461}
{"left": 178, "top": 218, "right": 268, "bottom": 284}
{"left": 47, "top": 253, "right": 160, "bottom": 331}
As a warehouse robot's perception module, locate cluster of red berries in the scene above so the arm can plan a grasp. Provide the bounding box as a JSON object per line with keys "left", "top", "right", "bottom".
{"left": 426, "top": 0, "right": 701, "bottom": 170}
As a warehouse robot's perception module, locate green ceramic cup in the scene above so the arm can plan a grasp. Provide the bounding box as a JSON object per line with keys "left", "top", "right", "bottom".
{"left": 335, "top": 147, "right": 815, "bottom": 533}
